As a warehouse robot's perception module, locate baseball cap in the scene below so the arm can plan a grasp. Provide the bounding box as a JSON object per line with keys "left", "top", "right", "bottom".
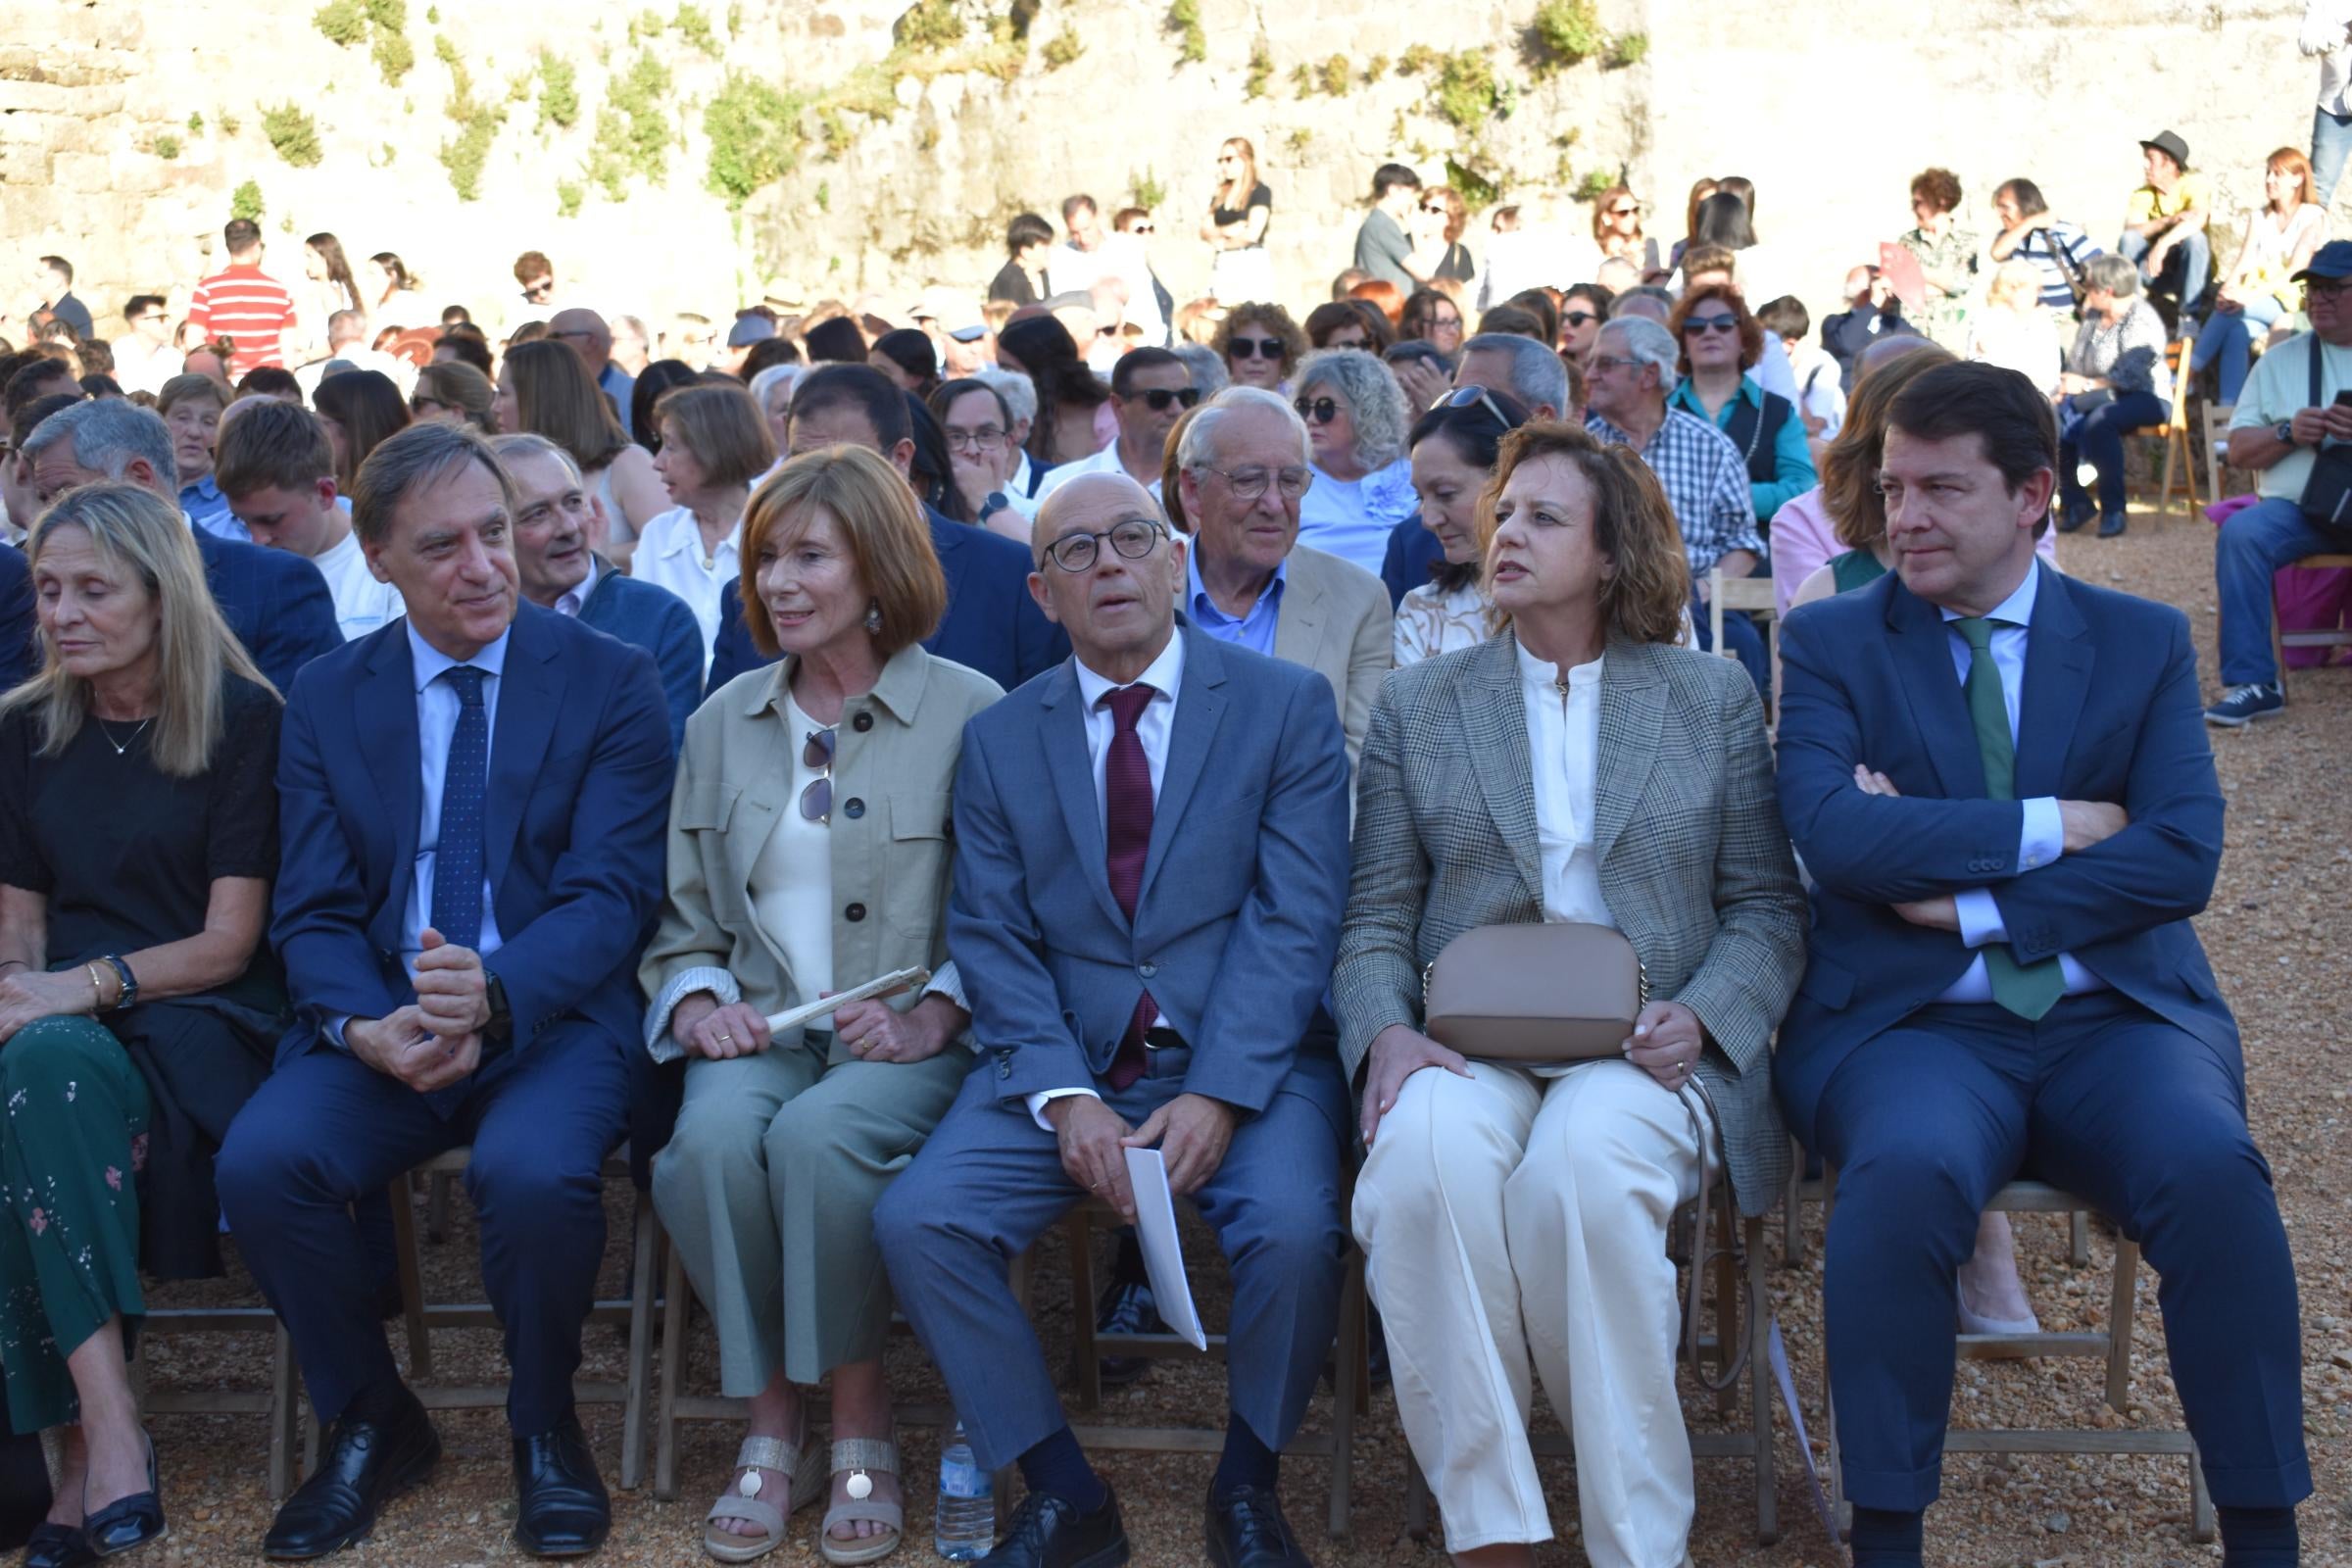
{"left": 2293, "top": 239, "right": 2352, "bottom": 283}
{"left": 725, "top": 314, "right": 777, "bottom": 348}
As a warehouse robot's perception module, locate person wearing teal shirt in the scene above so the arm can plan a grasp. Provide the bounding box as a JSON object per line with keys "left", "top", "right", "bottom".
{"left": 1667, "top": 283, "right": 1817, "bottom": 525}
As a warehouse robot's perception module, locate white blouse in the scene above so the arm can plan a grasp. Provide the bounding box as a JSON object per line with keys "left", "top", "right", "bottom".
{"left": 1393, "top": 581, "right": 1490, "bottom": 667}
{"left": 629, "top": 505, "right": 738, "bottom": 673}
{"left": 747, "top": 688, "right": 834, "bottom": 1005}
{"left": 1516, "top": 640, "right": 1613, "bottom": 932}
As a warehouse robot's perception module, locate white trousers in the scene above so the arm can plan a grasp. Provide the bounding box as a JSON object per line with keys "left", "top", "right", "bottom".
{"left": 1353, "top": 1057, "right": 1706, "bottom": 1565}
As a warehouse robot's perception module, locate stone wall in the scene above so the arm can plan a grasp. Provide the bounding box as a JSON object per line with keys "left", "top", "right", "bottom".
{"left": 0, "top": 0, "right": 2322, "bottom": 340}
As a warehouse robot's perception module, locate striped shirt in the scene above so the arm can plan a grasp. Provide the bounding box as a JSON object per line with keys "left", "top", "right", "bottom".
{"left": 186, "top": 264, "right": 297, "bottom": 375}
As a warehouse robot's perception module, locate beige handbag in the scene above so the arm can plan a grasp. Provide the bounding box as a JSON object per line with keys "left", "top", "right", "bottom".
{"left": 1420, "top": 922, "right": 1646, "bottom": 1063}
{"left": 1418, "top": 922, "right": 1748, "bottom": 1389}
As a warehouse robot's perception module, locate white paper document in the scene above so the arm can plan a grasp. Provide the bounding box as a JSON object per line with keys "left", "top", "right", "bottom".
{"left": 761, "top": 966, "right": 930, "bottom": 1036}
{"left": 1122, "top": 1147, "right": 1209, "bottom": 1351}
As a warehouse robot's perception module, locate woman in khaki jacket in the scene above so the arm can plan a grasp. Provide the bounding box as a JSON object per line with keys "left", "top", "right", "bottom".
{"left": 641, "top": 446, "right": 1003, "bottom": 1566}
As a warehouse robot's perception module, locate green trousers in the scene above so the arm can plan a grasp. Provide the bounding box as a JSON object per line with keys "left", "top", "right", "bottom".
{"left": 0, "top": 1017, "right": 152, "bottom": 1432}
{"left": 651, "top": 1038, "right": 968, "bottom": 1394}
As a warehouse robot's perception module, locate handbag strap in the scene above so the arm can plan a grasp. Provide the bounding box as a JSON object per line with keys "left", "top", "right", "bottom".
{"left": 1676, "top": 1072, "right": 1751, "bottom": 1393}
{"left": 2312, "top": 325, "right": 2326, "bottom": 416}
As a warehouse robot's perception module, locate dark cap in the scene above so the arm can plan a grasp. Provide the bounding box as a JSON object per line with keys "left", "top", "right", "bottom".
{"left": 725, "top": 315, "right": 777, "bottom": 348}
{"left": 2138, "top": 129, "right": 2190, "bottom": 170}
{"left": 2293, "top": 239, "right": 2352, "bottom": 283}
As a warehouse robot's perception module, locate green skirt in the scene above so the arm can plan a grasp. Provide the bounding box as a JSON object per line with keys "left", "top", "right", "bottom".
{"left": 0, "top": 1015, "right": 152, "bottom": 1433}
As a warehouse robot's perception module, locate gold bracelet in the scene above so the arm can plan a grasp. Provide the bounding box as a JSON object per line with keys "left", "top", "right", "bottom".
{"left": 86, "top": 960, "right": 107, "bottom": 1010}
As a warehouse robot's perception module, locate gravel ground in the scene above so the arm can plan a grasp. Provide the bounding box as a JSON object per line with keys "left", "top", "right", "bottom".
{"left": 107, "top": 507, "right": 2351, "bottom": 1565}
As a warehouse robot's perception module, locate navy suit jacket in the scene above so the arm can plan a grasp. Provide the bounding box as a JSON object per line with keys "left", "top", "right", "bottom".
{"left": 270, "top": 603, "right": 673, "bottom": 1069}
{"left": 948, "top": 627, "right": 1352, "bottom": 1120}
{"left": 1378, "top": 513, "right": 1443, "bottom": 610}
{"left": 579, "top": 564, "right": 703, "bottom": 752}
{"left": 196, "top": 529, "right": 342, "bottom": 695}
{"left": 1773, "top": 564, "right": 2237, "bottom": 1146}
{"left": 0, "top": 544, "right": 30, "bottom": 691}
{"left": 704, "top": 504, "right": 1068, "bottom": 700}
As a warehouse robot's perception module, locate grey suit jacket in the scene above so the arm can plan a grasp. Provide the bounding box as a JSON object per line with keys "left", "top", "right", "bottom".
{"left": 1272, "top": 542, "right": 1393, "bottom": 774}
{"left": 1331, "top": 630, "right": 1806, "bottom": 1212}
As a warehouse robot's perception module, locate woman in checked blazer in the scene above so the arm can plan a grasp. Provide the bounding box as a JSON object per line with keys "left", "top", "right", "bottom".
{"left": 1332, "top": 423, "right": 1806, "bottom": 1568}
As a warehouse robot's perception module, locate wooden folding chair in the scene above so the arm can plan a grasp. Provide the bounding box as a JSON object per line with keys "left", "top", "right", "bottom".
{"left": 374, "top": 1145, "right": 659, "bottom": 1491}
{"left": 132, "top": 1305, "right": 303, "bottom": 1500}
{"left": 1781, "top": 1138, "right": 2088, "bottom": 1270}
{"left": 1707, "top": 567, "right": 1781, "bottom": 716}
{"left": 1059, "top": 1196, "right": 1368, "bottom": 1540}
{"left": 2202, "top": 401, "right": 2245, "bottom": 504}
{"left": 1818, "top": 1174, "right": 2215, "bottom": 1544}
{"left": 1399, "top": 1174, "right": 1779, "bottom": 1546}
{"left": 2127, "top": 339, "right": 2201, "bottom": 518}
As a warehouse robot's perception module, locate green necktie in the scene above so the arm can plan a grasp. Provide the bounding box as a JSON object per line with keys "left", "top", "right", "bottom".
{"left": 1953, "top": 617, "right": 2065, "bottom": 1020}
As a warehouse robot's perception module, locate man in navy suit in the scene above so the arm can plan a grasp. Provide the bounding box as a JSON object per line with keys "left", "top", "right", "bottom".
{"left": 876, "top": 473, "right": 1350, "bottom": 1568}
{"left": 16, "top": 398, "right": 342, "bottom": 693}
{"left": 1775, "top": 362, "right": 2307, "bottom": 1568}
{"left": 216, "top": 422, "right": 673, "bottom": 1561}
{"left": 0, "top": 542, "right": 29, "bottom": 689}
{"left": 702, "top": 365, "right": 1066, "bottom": 696}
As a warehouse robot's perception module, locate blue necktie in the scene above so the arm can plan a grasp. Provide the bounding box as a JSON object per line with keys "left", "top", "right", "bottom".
{"left": 430, "top": 665, "right": 488, "bottom": 951}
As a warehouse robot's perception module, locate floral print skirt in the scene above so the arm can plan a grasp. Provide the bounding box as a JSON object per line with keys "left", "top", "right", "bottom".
{"left": 0, "top": 1015, "right": 151, "bottom": 1432}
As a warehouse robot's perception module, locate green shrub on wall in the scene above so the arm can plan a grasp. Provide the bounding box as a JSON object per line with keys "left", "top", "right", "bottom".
{"left": 314, "top": 0, "right": 367, "bottom": 46}
{"left": 705, "top": 73, "right": 804, "bottom": 208}
{"left": 263, "top": 103, "right": 323, "bottom": 166}
{"left": 537, "top": 54, "right": 580, "bottom": 128}
{"left": 230, "top": 179, "right": 265, "bottom": 220}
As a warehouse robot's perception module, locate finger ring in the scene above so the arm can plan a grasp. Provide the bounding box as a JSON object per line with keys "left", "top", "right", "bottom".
{"left": 716, "top": 1031, "right": 733, "bottom": 1044}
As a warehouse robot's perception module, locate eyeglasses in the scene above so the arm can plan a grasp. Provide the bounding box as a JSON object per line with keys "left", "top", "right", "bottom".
{"left": 522, "top": 280, "right": 554, "bottom": 298}
{"left": 1129, "top": 222, "right": 1155, "bottom": 234}
{"left": 410, "top": 395, "right": 448, "bottom": 415}
{"left": 1129, "top": 386, "right": 1200, "bottom": 412}
{"left": 800, "top": 727, "right": 836, "bottom": 824}
{"left": 1588, "top": 355, "right": 1642, "bottom": 375}
{"left": 1295, "top": 396, "right": 1344, "bottom": 424}
{"left": 1420, "top": 204, "right": 1446, "bottom": 216}
{"left": 1209, "top": 466, "right": 1312, "bottom": 502}
{"left": 1431, "top": 383, "right": 1522, "bottom": 432}
{"left": 1607, "top": 205, "right": 1639, "bottom": 218}
{"left": 1043, "top": 516, "right": 1164, "bottom": 572}
{"left": 1682, "top": 314, "right": 1740, "bottom": 336}
{"left": 945, "top": 423, "right": 1008, "bottom": 452}
{"left": 1228, "top": 336, "right": 1285, "bottom": 360}
{"left": 1561, "top": 310, "right": 1598, "bottom": 328}
{"left": 2304, "top": 277, "right": 2352, "bottom": 302}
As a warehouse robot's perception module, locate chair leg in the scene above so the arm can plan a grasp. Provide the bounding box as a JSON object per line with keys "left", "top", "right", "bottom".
{"left": 2189, "top": 1441, "right": 2217, "bottom": 1542}
{"left": 2104, "top": 1236, "right": 2140, "bottom": 1413}
{"left": 654, "top": 1237, "right": 690, "bottom": 1501}
{"left": 387, "top": 1177, "right": 431, "bottom": 1381}
{"left": 2070, "top": 1208, "right": 2090, "bottom": 1267}
{"left": 269, "top": 1321, "right": 298, "bottom": 1500}
{"left": 1712, "top": 1200, "right": 1739, "bottom": 1417}
{"left": 1780, "top": 1157, "right": 1804, "bottom": 1269}
{"left": 1745, "top": 1215, "right": 1778, "bottom": 1545}
{"left": 1326, "top": 1254, "right": 1362, "bottom": 1542}
{"left": 1402, "top": 1456, "right": 1431, "bottom": 1542}
{"left": 1064, "top": 1211, "right": 1102, "bottom": 1412}
{"left": 619, "top": 1194, "right": 659, "bottom": 1492}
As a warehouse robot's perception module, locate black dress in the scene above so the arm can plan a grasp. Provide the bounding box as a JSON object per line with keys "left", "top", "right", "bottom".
{"left": 0, "top": 677, "right": 285, "bottom": 1278}
{"left": 1435, "top": 242, "right": 1477, "bottom": 284}
{"left": 987, "top": 261, "right": 1040, "bottom": 307}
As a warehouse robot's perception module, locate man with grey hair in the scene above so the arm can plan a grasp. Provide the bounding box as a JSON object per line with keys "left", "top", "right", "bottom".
{"left": 19, "top": 396, "right": 340, "bottom": 691}
{"left": 216, "top": 418, "right": 672, "bottom": 1562}
{"left": 973, "top": 366, "right": 1053, "bottom": 503}
{"left": 491, "top": 430, "right": 703, "bottom": 749}
{"left": 1584, "top": 316, "right": 1770, "bottom": 687}
{"left": 547, "top": 307, "right": 632, "bottom": 424}
{"left": 1175, "top": 385, "right": 1391, "bottom": 771}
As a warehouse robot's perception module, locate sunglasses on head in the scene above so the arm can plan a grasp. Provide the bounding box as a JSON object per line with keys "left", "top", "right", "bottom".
{"left": 1432, "top": 383, "right": 1522, "bottom": 431}
{"left": 1229, "top": 336, "right": 1284, "bottom": 360}
{"left": 1129, "top": 386, "right": 1201, "bottom": 412}
{"left": 1294, "top": 396, "right": 1346, "bottom": 424}
{"left": 1683, "top": 314, "right": 1740, "bottom": 336}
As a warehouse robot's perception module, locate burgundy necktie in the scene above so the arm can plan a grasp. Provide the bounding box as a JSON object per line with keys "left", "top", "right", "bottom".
{"left": 1101, "top": 684, "right": 1156, "bottom": 1091}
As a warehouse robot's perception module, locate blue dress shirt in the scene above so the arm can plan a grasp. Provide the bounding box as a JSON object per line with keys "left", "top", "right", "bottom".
{"left": 1185, "top": 549, "right": 1287, "bottom": 656}
{"left": 182, "top": 475, "right": 245, "bottom": 541}
{"left": 1935, "top": 565, "right": 2104, "bottom": 1003}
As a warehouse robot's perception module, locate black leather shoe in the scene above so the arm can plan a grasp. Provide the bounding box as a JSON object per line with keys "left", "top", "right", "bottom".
{"left": 511, "top": 1417, "right": 609, "bottom": 1558}
{"left": 22, "top": 1522, "right": 97, "bottom": 1568}
{"left": 2056, "top": 495, "right": 2096, "bottom": 533}
{"left": 1093, "top": 1279, "right": 1163, "bottom": 1387}
{"left": 980, "top": 1488, "right": 1129, "bottom": 1567}
{"left": 1205, "top": 1484, "right": 1310, "bottom": 1568}
{"left": 2097, "top": 512, "right": 2129, "bottom": 538}
{"left": 82, "top": 1431, "right": 165, "bottom": 1558}
{"left": 262, "top": 1393, "right": 439, "bottom": 1559}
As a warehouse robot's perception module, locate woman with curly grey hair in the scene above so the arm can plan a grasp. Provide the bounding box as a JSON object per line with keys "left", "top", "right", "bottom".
{"left": 1293, "top": 348, "right": 1416, "bottom": 574}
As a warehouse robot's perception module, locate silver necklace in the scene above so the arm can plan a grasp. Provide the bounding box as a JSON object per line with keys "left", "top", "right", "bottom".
{"left": 94, "top": 716, "right": 153, "bottom": 756}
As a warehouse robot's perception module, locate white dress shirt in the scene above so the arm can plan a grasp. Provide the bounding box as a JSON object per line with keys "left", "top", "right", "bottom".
{"left": 1519, "top": 642, "right": 1621, "bottom": 1079}
{"left": 1026, "top": 628, "right": 1186, "bottom": 1128}
{"left": 311, "top": 529, "right": 407, "bottom": 642}
{"left": 629, "top": 505, "right": 738, "bottom": 674}
{"left": 1032, "top": 440, "right": 1163, "bottom": 505}
{"left": 1933, "top": 567, "right": 2104, "bottom": 1004}
{"left": 329, "top": 622, "right": 509, "bottom": 1047}
{"left": 554, "top": 557, "right": 600, "bottom": 619}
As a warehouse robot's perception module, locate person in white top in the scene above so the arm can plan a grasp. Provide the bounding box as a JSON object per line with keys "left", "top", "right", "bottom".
{"left": 112, "top": 294, "right": 180, "bottom": 398}
{"left": 2193, "top": 148, "right": 2328, "bottom": 405}
{"left": 1034, "top": 347, "right": 1197, "bottom": 506}
{"left": 214, "top": 398, "right": 403, "bottom": 641}
{"left": 1965, "top": 262, "right": 2064, "bottom": 399}
{"left": 630, "top": 382, "right": 776, "bottom": 672}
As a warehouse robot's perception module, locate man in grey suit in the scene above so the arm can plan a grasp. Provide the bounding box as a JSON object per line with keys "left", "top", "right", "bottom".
{"left": 875, "top": 473, "right": 1352, "bottom": 1568}
{"left": 1173, "top": 386, "right": 1392, "bottom": 772}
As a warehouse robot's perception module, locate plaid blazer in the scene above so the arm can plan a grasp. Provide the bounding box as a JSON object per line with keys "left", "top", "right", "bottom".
{"left": 1332, "top": 630, "right": 1806, "bottom": 1213}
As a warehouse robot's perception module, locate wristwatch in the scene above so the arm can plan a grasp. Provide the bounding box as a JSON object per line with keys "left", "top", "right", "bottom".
{"left": 977, "top": 490, "right": 1010, "bottom": 523}
{"left": 484, "top": 972, "right": 513, "bottom": 1042}
{"left": 2277, "top": 420, "right": 2298, "bottom": 447}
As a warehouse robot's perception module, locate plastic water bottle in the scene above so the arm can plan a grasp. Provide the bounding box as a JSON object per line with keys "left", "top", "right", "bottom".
{"left": 934, "top": 1422, "right": 993, "bottom": 1560}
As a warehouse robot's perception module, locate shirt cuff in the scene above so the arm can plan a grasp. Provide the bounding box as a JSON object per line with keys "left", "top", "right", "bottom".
{"left": 918, "top": 962, "right": 982, "bottom": 1054}
{"left": 1024, "top": 1086, "right": 1101, "bottom": 1132}
{"left": 1954, "top": 889, "right": 2008, "bottom": 950}
{"left": 326, "top": 1013, "right": 353, "bottom": 1051}
{"left": 644, "top": 964, "right": 741, "bottom": 1062}
{"left": 2019, "top": 797, "right": 2063, "bottom": 870}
